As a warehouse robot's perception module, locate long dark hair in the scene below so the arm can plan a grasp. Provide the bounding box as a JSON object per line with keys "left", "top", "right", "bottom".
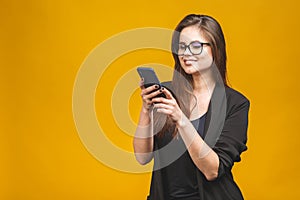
{"left": 156, "top": 14, "right": 228, "bottom": 137}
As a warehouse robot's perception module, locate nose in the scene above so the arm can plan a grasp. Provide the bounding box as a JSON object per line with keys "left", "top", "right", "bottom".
{"left": 183, "top": 47, "right": 193, "bottom": 55}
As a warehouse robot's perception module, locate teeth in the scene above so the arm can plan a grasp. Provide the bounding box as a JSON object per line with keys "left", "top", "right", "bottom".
{"left": 185, "top": 60, "right": 194, "bottom": 65}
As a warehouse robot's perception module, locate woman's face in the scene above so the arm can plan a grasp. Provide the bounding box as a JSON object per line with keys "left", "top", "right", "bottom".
{"left": 178, "top": 26, "right": 213, "bottom": 75}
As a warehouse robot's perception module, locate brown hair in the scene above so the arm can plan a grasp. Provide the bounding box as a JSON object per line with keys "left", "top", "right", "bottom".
{"left": 156, "top": 14, "right": 228, "bottom": 137}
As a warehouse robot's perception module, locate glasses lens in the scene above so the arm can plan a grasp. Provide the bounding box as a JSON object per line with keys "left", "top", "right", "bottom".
{"left": 190, "top": 41, "right": 203, "bottom": 55}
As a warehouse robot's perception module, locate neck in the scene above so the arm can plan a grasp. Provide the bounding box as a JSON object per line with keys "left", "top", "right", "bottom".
{"left": 192, "top": 68, "right": 216, "bottom": 95}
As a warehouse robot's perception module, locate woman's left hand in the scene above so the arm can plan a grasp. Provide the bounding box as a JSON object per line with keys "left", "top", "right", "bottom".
{"left": 151, "top": 87, "right": 183, "bottom": 125}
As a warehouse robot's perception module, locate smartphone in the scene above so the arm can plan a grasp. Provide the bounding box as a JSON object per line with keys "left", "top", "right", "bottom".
{"left": 137, "top": 67, "right": 166, "bottom": 98}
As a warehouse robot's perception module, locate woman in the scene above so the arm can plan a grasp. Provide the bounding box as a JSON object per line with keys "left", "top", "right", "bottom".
{"left": 133, "top": 14, "right": 250, "bottom": 200}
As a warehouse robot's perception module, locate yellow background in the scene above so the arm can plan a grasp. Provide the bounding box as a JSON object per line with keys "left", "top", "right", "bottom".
{"left": 1, "top": 0, "right": 300, "bottom": 199}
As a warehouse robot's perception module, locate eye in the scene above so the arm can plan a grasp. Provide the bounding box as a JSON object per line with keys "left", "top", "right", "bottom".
{"left": 190, "top": 41, "right": 202, "bottom": 49}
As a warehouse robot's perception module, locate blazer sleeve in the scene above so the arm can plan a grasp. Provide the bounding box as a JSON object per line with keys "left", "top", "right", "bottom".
{"left": 212, "top": 94, "right": 250, "bottom": 179}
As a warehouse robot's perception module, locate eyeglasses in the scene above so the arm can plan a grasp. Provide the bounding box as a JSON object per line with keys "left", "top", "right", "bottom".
{"left": 177, "top": 41, "right": 210, "bottom": 56}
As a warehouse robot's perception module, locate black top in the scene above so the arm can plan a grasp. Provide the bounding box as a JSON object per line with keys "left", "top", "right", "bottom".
{"left": 162, "top": 114, "right": 207, "bottom": 200}
{"left": 147, "top": 82, "right": 250, "bottom": 200}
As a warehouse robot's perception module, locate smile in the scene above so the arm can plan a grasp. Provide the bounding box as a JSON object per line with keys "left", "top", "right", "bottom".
{"left": 183, "top": 59, "right": 197, "bottom": 65}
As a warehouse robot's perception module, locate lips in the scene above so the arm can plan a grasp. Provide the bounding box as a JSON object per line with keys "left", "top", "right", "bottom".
{"left": 183, "top": 59, "right": 197, "bottom": 65}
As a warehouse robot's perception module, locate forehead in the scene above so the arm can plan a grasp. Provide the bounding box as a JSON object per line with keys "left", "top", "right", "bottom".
{"left": 179, "top": 25, "right": 208, "bottom": 43}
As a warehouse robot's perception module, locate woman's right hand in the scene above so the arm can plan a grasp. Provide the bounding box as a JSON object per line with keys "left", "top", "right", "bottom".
{"left": 140, "top": 79, "right": 163, "bottom": 113}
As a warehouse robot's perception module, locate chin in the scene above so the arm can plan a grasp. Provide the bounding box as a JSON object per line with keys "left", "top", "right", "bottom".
{"left": 184, "top": 64, "right": 213, "bottom": 75}
{"left": 182, "top": 65, "right": 200, "bottom": 75}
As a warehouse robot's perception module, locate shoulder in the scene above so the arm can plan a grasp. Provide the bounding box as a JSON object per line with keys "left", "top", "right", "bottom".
{"left": 225, "top": 86, "right": 249, "bottom": 103}
{"left": 161, "top": 81, "right": 172, "bottom": 89}
{"left": 224, "top": 86, "right": 250, "bottom": 115}
{"left": 161, "top": 81, "right": 176, "bottom": 97}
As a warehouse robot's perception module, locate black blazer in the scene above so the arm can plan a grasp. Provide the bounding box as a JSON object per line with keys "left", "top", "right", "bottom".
{"left": 147, "top": 82, "right": 250, "bottom": 200}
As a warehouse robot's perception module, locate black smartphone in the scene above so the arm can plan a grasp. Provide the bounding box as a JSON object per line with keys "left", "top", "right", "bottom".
{"left": 137, "top": 67, "right": 166, "bottom": 98}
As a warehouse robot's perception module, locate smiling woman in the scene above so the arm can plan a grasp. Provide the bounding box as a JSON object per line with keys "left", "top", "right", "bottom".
{"left": 2, "top": 0, "right": 300, "bottom": 199}
{"left": 133, "top": 14, "right": 250, "bottom": 200}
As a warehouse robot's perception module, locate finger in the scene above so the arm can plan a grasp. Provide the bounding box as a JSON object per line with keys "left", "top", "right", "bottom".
{"left": 153, "top": 103, "right": 173, "bottom": 110}
{"left": 160, "top": 87, "right": 173, "bottom": 99}
{"left": 151, "top": 96, "right": 174, "bottom": 105}
{"left": 156, "top": 108, "right": 172, "bottom": 115}
{"left": 145, "top": 89, "right": 164, "bottom": 99}
{"left": 141, "top": 85, "right": 160, "bottom": 98}
{"left": 139, "top": 78, "right": 145, "bottom": 89}
{"left": 142, "top": 84, "right": 160, "bottom": 95}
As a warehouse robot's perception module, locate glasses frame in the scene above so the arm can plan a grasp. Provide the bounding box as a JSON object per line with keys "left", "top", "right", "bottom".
{"left": 177, "top": 41, "right": 210, "bottom": 56}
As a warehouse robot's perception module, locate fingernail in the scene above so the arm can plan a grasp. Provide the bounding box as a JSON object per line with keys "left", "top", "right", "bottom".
{"left": 161, "top": 87, "right": 164, "bottom": 90}
{"left": 155, "top": 85, "right": 159, "bottom": 89}
{"left": 159, "top": 89, "right": 162, "bottom": 92}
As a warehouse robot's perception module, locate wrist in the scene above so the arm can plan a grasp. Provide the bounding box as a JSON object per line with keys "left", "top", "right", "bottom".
{"left": 139, "top": 106, "right": 152, "bottom": 126}
{"left": 176, "top": 112, "right": 187, "bottom": 128}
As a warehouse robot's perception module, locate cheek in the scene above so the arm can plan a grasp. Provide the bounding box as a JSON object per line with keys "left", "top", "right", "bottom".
{"left": 178, "top": 56, "right": 184, "bottom": 65}
{"left": 196, "top": 50, "right": 213, "bottom": 67}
